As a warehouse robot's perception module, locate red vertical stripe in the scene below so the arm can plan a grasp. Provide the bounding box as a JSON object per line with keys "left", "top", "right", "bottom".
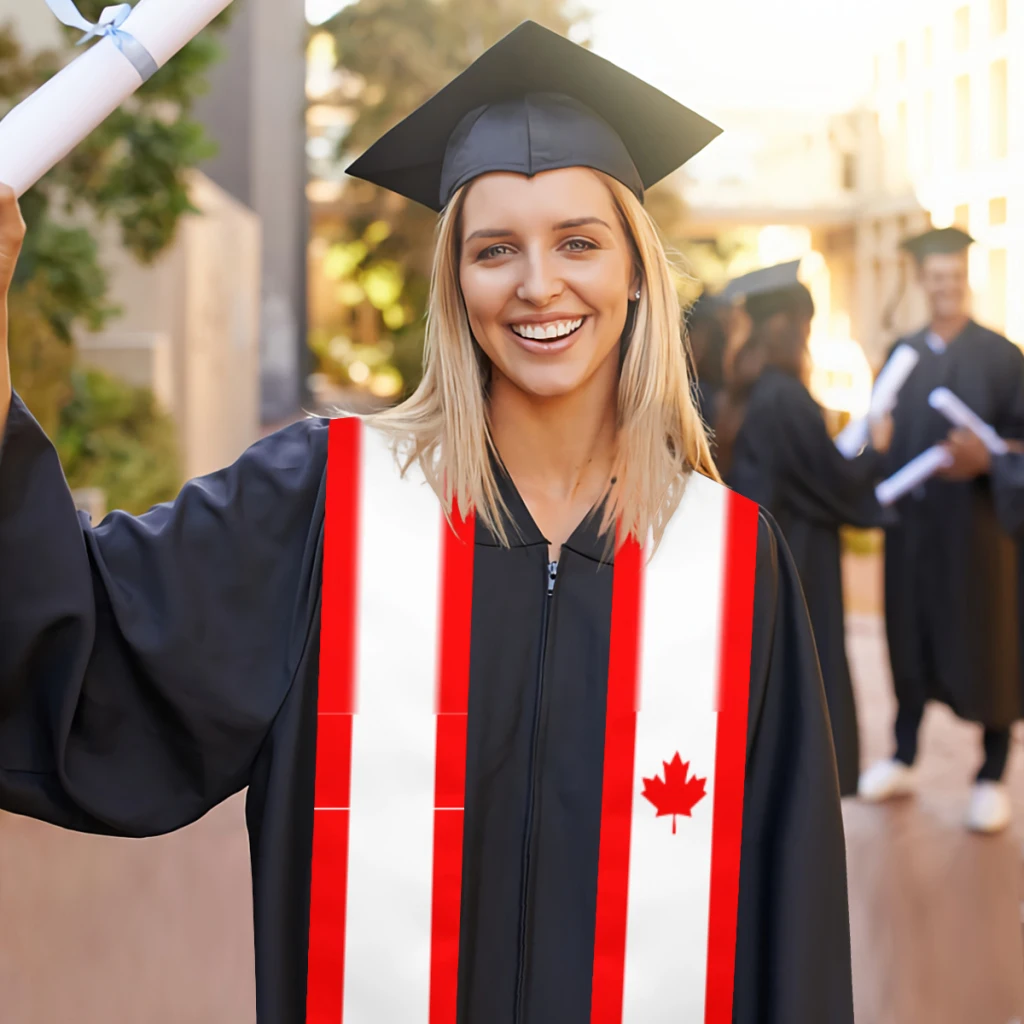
{"left": 590, "top": 535, "right": 645, "bottom": 1024}
{"left": 428, "top": 505, "right": 476, "bottom": 1024}
{"left": 703, "top": 492, "right": 758, "bottom": 1024}
{"left": 306, "top": 417, "right": 361, "bottom": 1024}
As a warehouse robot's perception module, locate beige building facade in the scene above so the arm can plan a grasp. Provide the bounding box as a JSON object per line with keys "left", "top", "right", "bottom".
{"left": 80, "top": 172, "right": 262, "bottom": 480}
{"left": 683, "top": 0, "right": 1021, "bottom": 377}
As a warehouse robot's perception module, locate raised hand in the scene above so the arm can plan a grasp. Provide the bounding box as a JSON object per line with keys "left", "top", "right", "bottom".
{"left": 0, "top": 183, "right": 25, "bottom": 298}
{"left": 869, "top": 413, "right": 894, "bottom": 454}
{"left": 938, "top": 427, "right": 992, "bottom": 481}
{"left": 0, "top": 182, "right": 26, "bottom": 432}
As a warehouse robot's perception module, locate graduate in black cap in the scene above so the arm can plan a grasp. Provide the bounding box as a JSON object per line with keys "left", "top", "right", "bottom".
{"left": 714, "top": 261, "right": 810, "bottom": 475}
{"left": 0, "top": 22, "right": 853, "bottom": 1023}
{"left": 686, "top": 291, "right": 727, "bottom": 435}
{"left": 723, "top": 261, "right": 891, "bottom": 796}
{"left": 859, "top": 226, "right": 1024, "bottom": 833}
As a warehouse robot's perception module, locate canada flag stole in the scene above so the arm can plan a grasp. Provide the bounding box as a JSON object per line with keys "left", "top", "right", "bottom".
{"left": 306, "top": 417, "right": 759, "bottom": 1024}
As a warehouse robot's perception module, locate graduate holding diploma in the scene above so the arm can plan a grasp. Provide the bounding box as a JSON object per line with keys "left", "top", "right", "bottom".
{"left": 726, "top": 263, "right": 892, "bottom": 796}
{"left": 859, "top": 227, "right": 1024, "bottom": 834}
{"left": 0, "top": 23, "right": 853, "bottom": 1024}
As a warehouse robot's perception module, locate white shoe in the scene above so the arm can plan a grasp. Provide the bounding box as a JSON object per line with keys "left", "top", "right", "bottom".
{"left": 858, "top": 758, "right": 916, "bottom": 802}
{"left": 964, "top": 781, "right": 1012, "bottom": 834}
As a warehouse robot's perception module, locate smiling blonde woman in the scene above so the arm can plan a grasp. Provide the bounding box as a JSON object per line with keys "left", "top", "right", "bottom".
{"left": 0, "top": 21, "right": 853, "bottom": 1024}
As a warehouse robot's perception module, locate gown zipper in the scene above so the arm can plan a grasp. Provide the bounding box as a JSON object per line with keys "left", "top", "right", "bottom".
{"left": 513, "top": 558, "right": 558, "bottom": 1022}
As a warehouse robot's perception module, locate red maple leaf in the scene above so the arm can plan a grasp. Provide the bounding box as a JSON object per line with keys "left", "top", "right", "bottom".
{"left": 641, "top": 753, "right": 707, "bottom": 834}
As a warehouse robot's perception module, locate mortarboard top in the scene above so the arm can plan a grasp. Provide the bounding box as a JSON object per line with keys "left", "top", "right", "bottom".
{"left": 900, "top": 226, "right": 974, "bottom": 263}
{"left": 719, "top": 260, "right": 814, "bottom": 324}
{"left": 345, "top": 21, "right": 722, "bottom": 212}
{"left": 687, "top": 291, "right": 724, "bottom": 321}
{"left": 719, "top": 260, "right": 802, "bottom": 303}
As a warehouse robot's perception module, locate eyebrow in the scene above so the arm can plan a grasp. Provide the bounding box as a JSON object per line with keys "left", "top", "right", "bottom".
{"left": 465, "top": 216, "right": 613, "bottom": 243}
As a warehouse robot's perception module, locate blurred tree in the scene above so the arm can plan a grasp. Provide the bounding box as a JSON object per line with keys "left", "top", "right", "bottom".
{"left": 678, "top": 228, "right": 761, "bottom": 303}
{"left": 57, "top": 368, "right": 182, "bottom": 515}
{"left": 0, "top": 3, "right": 232, "bottom": 510}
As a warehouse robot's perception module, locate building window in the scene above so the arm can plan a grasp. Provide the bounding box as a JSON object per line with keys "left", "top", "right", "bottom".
{"left": 991, "top": 0, "right": 1007, "bottom": 35}
{"left": 954, "top": 203, "right": 971, "bottom": 230}
{"left": 990, "top": 60, "right": 1008, "bottom": 159}
{"left": 842, "top": 152, "right": 857, "bottom": 190}
{"left": 989, "top": 249, "right": 1007, "bottom": 330}
{"left": 897, "top": 41, "right": 907, "bottom": 79}
{"left": 897, "top": 101, "right": 909, "bottom": 169}
{"left": 990, "top": 197, "right": 1008, "bottom": 224}
{"left": 955, "top": 75, "right": 971, "bottom": 168}
{"left": 954, "top": 6, "right": 970, "bottom": 51}
{"left": 924, "top": 26, "right": 934, "bottom": 66}
{"left": 923, "top": 91, "right": 934, "bottom": 172}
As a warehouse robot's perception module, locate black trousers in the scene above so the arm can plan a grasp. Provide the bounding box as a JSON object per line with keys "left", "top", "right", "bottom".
{"left": 895, "top": 701, "right": 1011, "bottom": 782}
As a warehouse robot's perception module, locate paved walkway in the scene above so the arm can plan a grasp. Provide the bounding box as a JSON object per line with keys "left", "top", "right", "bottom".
{"left": 845, "top": 613, "right": 1024, "bottom": 1024}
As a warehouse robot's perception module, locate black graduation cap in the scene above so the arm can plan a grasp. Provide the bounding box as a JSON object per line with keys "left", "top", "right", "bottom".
{"left": 345, "top": 21, "right": 723, "bottom": 212}
{"left": 686, "top": 290, "right": 724, "bottom": 322}
{"left": 900, "top": 226, "right": 974, "bottom": 263}
{"left": 720, "top": 260, "right": 801, "bottom": 303}
{"left": 719, "top": 260, "right": 814, "bottom": 323}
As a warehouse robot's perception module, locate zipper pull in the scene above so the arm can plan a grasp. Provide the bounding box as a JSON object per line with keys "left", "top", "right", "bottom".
{"left": 547, "top": 560, "right": 558, "bottom": 596}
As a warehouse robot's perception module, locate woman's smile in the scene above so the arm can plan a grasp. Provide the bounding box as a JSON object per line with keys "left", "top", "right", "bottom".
{"left": 506, "top": 314, "right": 589, "bottom": 354}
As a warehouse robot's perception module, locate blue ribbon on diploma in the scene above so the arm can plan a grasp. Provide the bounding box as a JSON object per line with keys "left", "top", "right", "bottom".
{"left": 44, "top": 0, "right": 159, "bottom": 82}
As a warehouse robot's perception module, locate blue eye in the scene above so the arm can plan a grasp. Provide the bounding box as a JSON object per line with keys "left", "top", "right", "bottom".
{"left": 564, "top": 237, "right": 597, "bottom": 252}
{"left": 478, "top": 243, "right": 515, "bottom": 260}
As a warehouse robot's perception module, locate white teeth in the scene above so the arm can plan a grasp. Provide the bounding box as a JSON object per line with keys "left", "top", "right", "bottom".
{"left": 510, "top": 318, "right": 584, "bottom": 340}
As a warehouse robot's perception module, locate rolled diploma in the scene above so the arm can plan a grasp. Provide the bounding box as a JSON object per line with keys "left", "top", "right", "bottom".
{"left": 869, "top": 345, "right": 920, "bottom": 418}
{"left": 928, "top": 387, "right": 1010, "bottom": 456}
{"left": 835, "top": 418, "right": 870, "bottom": 459}
{"left": 835, "top": 345, "right": 920, "bottom": 459}
{"left": 0, "top": 0, "right": 234, "bottom": 197}
{"left": 875, "top": 445, "right": 954, "bottom": 507}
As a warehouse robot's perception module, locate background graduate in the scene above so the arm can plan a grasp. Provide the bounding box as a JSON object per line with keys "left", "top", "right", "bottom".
{"left": 725, "top": 262, "right": 891, "bottom": 795}
{"left": 0, "top": 23, "right": 853, "bottom": 1023}
{"left": 859, "top": 227, "right": 1024, "bottom": 834}
{"left": 686, "top": 290, "right": 726, "bottom": 435}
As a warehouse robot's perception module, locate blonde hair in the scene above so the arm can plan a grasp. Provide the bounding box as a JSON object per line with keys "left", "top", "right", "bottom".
{"left": 369, "top": 173, "right": 719, "bottom": 549}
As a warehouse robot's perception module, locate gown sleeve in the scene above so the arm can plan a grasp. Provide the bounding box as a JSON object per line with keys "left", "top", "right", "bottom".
{"left": 763, "top": 378, "right": 886, "bottom": 528}
{"left": 733, "top": 509, "right": 854, "bottom": 1024}
{"left": 0, "top": 391, "right": 329, "bottom": 837}
{"left": 990, "top": 452, "right": 1024, "bottom": 536}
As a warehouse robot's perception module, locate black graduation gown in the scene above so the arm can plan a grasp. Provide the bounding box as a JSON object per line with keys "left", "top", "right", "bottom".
{"left": 0, "top": 391, "right": 853, "bottom": 1024}
{"left": 727, "top": 367, "right": 886, "bottom": 796}
{"left": 882, "top": 321, "right": 1024, "bottom": 728}
{"left": 992, "top": 452, "right": 1024, "bottom": 536}
{"left": 695, "top": 378, "right": 720, "bottom": 434}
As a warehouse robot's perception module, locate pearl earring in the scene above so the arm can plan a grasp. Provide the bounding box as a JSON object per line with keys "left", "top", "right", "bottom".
{"left": 634, "top": 289, "right": 641, "bottom": 300}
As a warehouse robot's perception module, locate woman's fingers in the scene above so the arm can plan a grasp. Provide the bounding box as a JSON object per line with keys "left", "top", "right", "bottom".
{"left": 0, "top": 183, "right": 26, "bottom": 295}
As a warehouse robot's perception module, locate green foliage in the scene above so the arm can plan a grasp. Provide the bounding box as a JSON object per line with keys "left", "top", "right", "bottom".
{"left": 1, "top": 4, "right": 233, "bottom": 509}
{"left": 6, "top": 282, "right": 74, "bottom": 437}
{"left": 13, "top": 220, "right": 119, "bottom": 340}
{"left": 57, "top": 369, "right": 182, "bottom": 515}
{"left": 678, "top": 229, "right": 761, "bottom": 302}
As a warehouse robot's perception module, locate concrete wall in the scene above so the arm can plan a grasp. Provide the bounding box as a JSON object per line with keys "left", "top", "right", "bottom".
{"left": 79, "top": 171, "right": 262, "bottom": 480}
{"left": 195, "top": 0, "right": 310, "bottom": 424}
